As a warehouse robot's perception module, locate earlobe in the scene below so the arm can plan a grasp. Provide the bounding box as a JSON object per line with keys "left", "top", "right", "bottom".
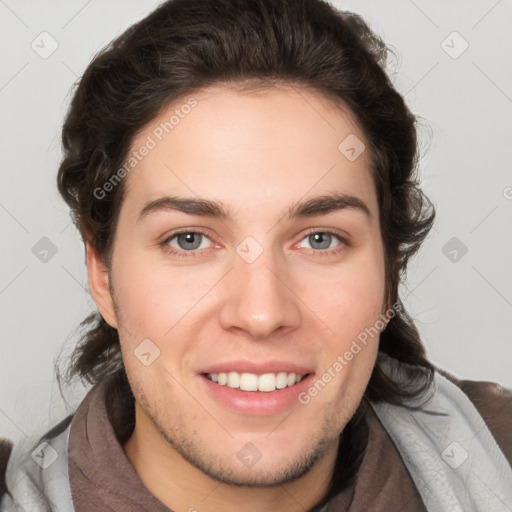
{"left": 86, "top": 242, "right": 118, "bottom": 329}
{"left": 381, "top": 306, "right": 392, "bottom": 332}
{"left": 379, "top": 298, "right": 395, "bottom": 332}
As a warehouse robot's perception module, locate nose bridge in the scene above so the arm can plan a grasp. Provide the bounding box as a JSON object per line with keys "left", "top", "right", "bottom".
{"left": 218, "top": 237, "right": 301, "bottom": 338}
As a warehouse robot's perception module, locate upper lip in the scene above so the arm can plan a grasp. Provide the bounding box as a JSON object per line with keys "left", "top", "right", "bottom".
{"left": 198, "top": 360, "right": 315, "bottom": 376}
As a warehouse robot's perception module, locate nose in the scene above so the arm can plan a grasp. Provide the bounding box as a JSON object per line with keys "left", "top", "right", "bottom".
{"left": 218, "top": 247, "right": 302, "bottom": 340}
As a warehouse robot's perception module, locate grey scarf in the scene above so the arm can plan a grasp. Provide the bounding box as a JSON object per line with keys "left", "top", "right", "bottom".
{"left": 2, "top": 360, "right": 512, "bottom": 511}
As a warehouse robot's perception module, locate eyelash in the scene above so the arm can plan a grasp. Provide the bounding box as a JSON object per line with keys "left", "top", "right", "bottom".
{"left": 159, "top": 228, "right": 350, "bottom": 259}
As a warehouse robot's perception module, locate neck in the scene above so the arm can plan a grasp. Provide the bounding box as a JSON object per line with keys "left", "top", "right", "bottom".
{"left": 123, "top": 403, "right": 339, "bottom": 512}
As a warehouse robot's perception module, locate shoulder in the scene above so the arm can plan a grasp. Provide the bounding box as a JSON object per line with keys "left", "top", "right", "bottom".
{"left": 0, "top": 415, "right": 74, "bottom": 510}
{"left": 437, "top": 368, "right": 512, "bottom": 465}
{"left": 0, "top": 438, "right": 13, "bottom": 498}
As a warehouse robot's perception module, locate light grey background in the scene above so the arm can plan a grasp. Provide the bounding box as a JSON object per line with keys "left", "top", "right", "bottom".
{"left": 1, "top": 0, "right": 511, "bottom": 443}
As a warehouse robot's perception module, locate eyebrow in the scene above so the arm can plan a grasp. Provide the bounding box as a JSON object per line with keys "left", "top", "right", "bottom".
{"left": 137, "top": 192, "right": 372, "bottom": 223}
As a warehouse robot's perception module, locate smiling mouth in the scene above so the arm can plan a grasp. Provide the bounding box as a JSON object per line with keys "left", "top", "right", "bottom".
{"left": 203, "top": 371, "right": 310, "bottom": 392}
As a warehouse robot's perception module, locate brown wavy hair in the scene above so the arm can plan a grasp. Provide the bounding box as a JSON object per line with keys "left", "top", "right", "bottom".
{"left": 57, "top": 0, "right": 436, "bottom": 408}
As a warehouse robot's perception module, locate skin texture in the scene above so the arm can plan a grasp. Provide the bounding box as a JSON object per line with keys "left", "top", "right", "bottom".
{"left": 87, "top": 84, "right": 390, "bottom": 512}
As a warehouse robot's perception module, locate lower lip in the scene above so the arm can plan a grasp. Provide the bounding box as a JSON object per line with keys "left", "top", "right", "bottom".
{"left": 199, "top": 373, "right": 314, "bottom": 416}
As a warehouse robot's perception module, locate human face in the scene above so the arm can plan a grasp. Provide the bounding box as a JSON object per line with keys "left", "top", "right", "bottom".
{"left": 92, "top": 84, "right": 387, "bottom": 487}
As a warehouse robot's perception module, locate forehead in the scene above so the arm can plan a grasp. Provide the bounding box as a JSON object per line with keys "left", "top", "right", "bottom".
{"left": 123, "top": 84, "right": 377, "bottom": 222}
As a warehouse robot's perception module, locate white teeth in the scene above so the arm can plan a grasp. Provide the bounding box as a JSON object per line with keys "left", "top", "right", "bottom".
{"left": 240, "top": 373, "right": 258, "bottom": 391}
{"left": 276, "top": 372, "right": 288, "bottom": 389}
{"left": 206, "top": 371, "right": 307, "bottom": 392}
{"left": 227, "top": 371, "right": 240, "bottom": 388}
{"left": 258, "top": 373, "right": 276, "bottom": 392}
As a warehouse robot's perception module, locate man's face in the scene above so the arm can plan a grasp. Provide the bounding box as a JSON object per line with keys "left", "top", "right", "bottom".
{"left": 94, "top": 84, "right": 387, "bottom": 486}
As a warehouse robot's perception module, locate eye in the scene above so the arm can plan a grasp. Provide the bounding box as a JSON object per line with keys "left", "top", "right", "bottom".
{"left": 160, "top": 228, "right": 349, "bottom": 258}
{"left": 161, "top": 230, "right": 213, "bottom": 257}
{"left": 296, "top": 229, "right": 348, "bottom": 256}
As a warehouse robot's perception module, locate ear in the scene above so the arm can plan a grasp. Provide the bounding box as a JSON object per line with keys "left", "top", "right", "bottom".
{"left": 379, "top": 293, "right": 396, "bottom": 332}
{"left": 380, "top": 254, "right": 401, "bottom": 329}
{"left": 86, "top": 242, "right": 118, "bottom": 329}
{"left": 379, "top": 302, "right": 393, "bottom": 332}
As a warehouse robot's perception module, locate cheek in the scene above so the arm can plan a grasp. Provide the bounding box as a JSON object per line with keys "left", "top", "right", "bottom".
{"left": 301, "top": 248, "right": 386, "bottom": 338}
{"left": 110, "top": 249, "right": 218, "bottom": 339}
{"left": 111, "top": 232, "right": 386, "bottom": 345}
